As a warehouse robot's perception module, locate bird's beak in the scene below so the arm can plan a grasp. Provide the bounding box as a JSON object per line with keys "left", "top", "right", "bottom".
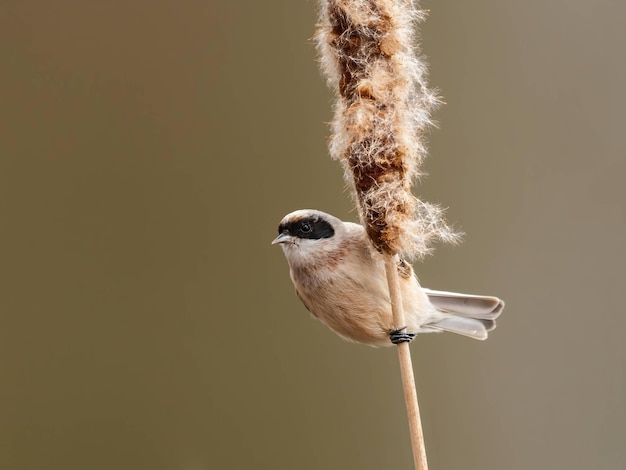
{"left": 271, "top": 232, "right": 294, "bottom": 245}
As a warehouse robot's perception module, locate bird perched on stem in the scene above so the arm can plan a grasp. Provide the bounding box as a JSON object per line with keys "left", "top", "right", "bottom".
{"left": 273, "top": 209, "right": 504, "bottom": 347}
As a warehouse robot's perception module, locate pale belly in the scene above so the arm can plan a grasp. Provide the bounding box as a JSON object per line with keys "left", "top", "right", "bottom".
{"left": 294, "top": 270, "right": 396, "bottom": 346}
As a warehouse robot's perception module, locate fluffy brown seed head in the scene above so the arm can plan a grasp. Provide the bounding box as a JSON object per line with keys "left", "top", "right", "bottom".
{"left": 316, "top": 0, "right": 460, "bottom": 259}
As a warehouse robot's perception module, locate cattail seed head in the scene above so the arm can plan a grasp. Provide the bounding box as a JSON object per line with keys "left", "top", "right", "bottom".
{"left": 316, "top": 0, "right": 460, "bottom": 259}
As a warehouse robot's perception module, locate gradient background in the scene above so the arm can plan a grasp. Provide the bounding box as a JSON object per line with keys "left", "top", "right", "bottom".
{"left": 1, "top": 1, "right": 624, "bottom": 469}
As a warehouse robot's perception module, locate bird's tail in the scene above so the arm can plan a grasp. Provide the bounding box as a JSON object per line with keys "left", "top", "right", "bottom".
{"left": 424, "top": 289, "right": 505, "bottom": 340}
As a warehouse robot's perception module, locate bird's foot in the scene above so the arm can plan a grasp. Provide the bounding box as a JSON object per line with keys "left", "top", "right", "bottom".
{"left": 389, "top": 326, "right": 416, "bottom": 345}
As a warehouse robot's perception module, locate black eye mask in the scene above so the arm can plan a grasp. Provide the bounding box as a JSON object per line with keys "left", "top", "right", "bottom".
{"left": 278, "top": 216, "right": 335, "bottom": 240}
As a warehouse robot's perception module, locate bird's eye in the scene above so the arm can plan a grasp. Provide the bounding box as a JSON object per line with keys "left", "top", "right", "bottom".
{"left": 300, "top": 223, "right": 311, "bottom": 233}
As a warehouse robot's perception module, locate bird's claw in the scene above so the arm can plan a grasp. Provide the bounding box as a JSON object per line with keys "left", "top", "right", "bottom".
{"left": 389, "top": 326, "right": 416, "bottom": 345}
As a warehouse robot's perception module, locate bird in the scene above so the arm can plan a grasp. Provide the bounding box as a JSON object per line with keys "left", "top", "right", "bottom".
{"left": 272, "top": 209, "right": 504, "bottom": 347}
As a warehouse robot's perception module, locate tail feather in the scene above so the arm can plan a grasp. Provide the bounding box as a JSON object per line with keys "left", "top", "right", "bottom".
{"left": 424, "top": 288, "right": 505, "bottom": 340}
{"left": 429, "top": 317, "right": 491, "bottom": 340}
{"left": 424, "top": 288, "right": 504, "bottom": 319}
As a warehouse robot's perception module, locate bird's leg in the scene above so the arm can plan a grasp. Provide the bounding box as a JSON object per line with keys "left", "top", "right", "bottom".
{"left": 389, "top": 326, "right": 416, "bottom": 345}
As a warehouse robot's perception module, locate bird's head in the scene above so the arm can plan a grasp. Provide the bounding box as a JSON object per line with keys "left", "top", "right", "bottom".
{"left": 272, "top": 209, "right": 338, "bottom": 246}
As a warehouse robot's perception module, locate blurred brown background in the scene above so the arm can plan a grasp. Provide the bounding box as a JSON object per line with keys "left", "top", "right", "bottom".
{"left": 0, "top": 1, "right": 624, "bottom": 469}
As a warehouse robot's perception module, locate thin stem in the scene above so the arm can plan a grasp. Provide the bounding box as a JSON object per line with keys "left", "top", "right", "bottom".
{"left": 384, "top": 255, "right": 428, "bottom": 470}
